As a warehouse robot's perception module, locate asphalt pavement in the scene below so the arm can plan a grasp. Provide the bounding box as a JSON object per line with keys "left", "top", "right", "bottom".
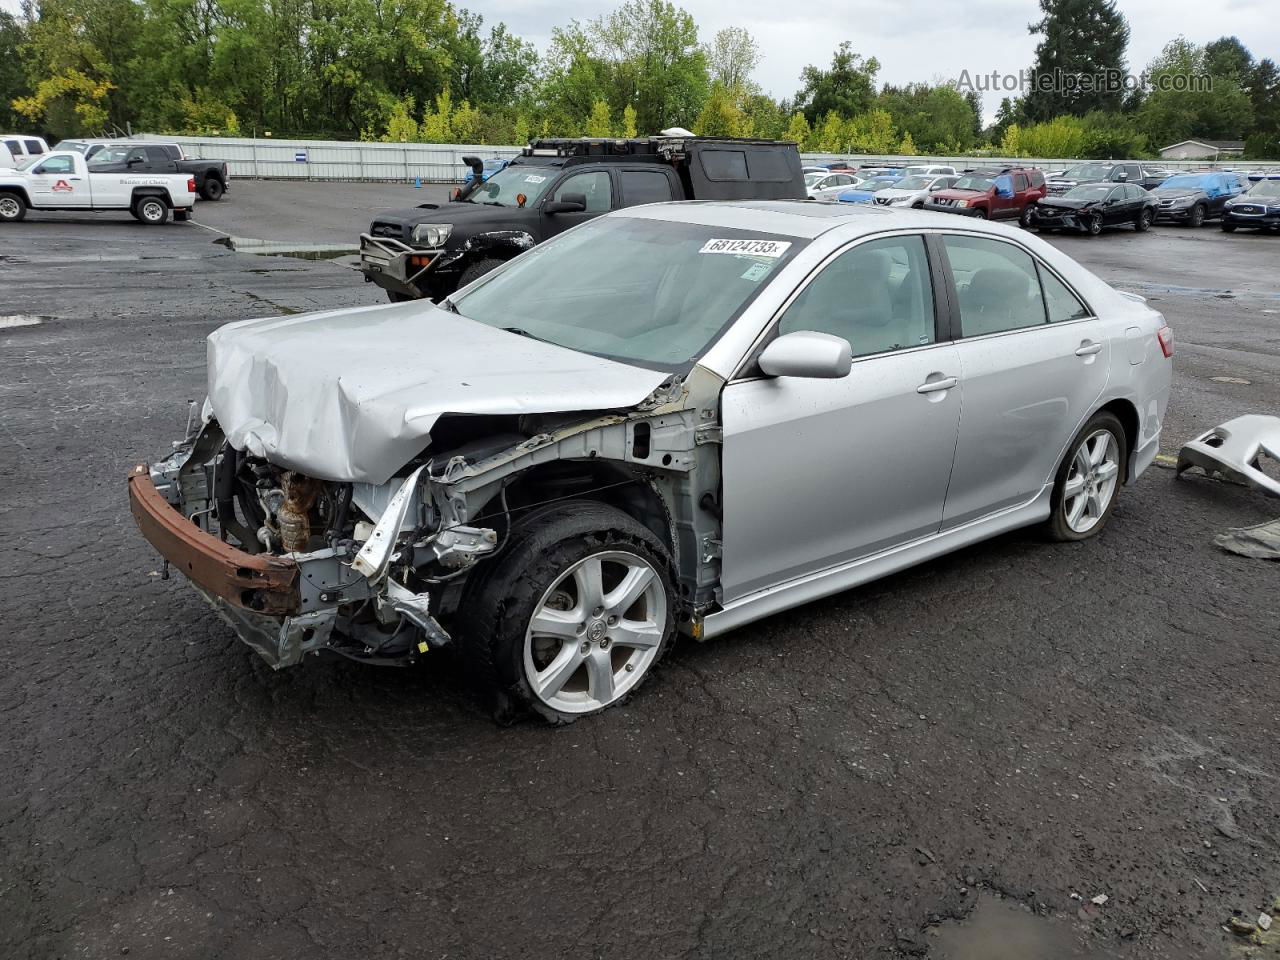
{"left": 1, "top": 182, "right": 1278, "bottom": 960}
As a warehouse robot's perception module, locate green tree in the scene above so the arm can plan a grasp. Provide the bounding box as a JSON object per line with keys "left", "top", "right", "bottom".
{"left": 419, "top": 87, "right": 453, "bottom": 141}
{"left": 1246, "top": 59, "right": 1280, "bottom": 137}
{"left": 878, "top": 83, "right": 978, "bottom": 151}
{"left": 706, "top": 26, "right": 759, "bottom": 93}
{"left": 1023, "top": 0, "right": 1130, "bottom": 121}
{"left": 796, "top": 42, "right": 879, "bottom": 124}
{"left": 784, "top": 111, "right": 811, "bottom": 147}
{"left": 1000, "top": 122, "right": 1024, "bottom": 156}
{"left": 1137, "top": 38, "right": 1253, "bottom": 148}
{"left": 1019, "top": 115, "right": 1087, "bottom": 157}
{"left": 1204, "top": 36, "right": 1254, "bottom": 85}
{"left": 621, "top": 103, "right": 637, "bottom": 137}
{"left": 586, "top": 98, "right": 613, "bottom": 136}
{"left": 847, "top": 108, "right": 896, "bottom": 153}
{"left": 1, "top": 12, "right": 32, "bottom": 129}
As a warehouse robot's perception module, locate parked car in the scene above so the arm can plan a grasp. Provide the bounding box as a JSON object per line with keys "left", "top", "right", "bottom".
{"left": 1150, "top": 172, "right": 1245, "bottom": 227}
{"left": 923, "top": 167, "right": 1046, "bottom": 225}
{"left": 1, "top": 134, "right": 49, "bottom": 164}
{"left": 462, "top": 157, "right": 511, "bottom": 184}
{"left": 904, "top": 164, "right": 958, "bottom": 177}
{"left": 1031, "top": 183, "right": 1157, "bottom": 235}
{"left": 129, "top": 201, "right": 1173, "bottom": 723}
{"left": 359, "top": 136, "right": 807, "bottom": 302}
{"left": 59, "top": 140, "right": 231, "bottom": 200}
{"left": 1220, "top": 178, "right": 1280, "bottom": 232}
{"left": 806, "top": 170, "right": 860, "bottom": 201}
{"left": 1045, "top": 162, "right": 1169, "bottom": 196}
{"left": 869, "top": 174, "right": 958, "bottom": 208}
{"left": 834, "top": 176, "right": 899, "bottom": 204}
{"left": 0, "top": 150, "right": 196, "bottom": 224}
{"left": 802, "top": 165, "right": 830, "bottom": 176}
{"left": 83, "top": 142, "right": 232, "bottom": 201}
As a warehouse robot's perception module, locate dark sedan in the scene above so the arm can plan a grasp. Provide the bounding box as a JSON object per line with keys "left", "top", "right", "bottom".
{"left": 1031, "top": 183, "right": 1157, "bottom": 235}
{"left": 1221, "top": 179, "right": 1280, "bottom": 233}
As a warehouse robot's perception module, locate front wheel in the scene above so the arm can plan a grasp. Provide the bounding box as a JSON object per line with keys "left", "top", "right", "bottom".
{"left": 1019, "top": 205, "right": 1035, "bottom": 228}
{"left": 1187, "top": 204, "right": 1206, "bottom": 228}
{"left": 0, "top": 191, "right": 26, "bottom": 223}
{"left": 1135, "top": 208, "right": 1153, "bottom": 232}
{"left": 1045, "top": 412, "right": 1127, "bottom": 542}
{"left": 456, "top": 502, "right": 676, "bottom": 724}
{"left": 971, "top": 208, "right": 988, "bottom": 220}
{"left": 1087, "top": 213, "right": 1104, "bottom": 236}
{"left": 459, "top": 257, "right": 505, "bottom": 288}
{"left": 134, "top": 197, "right": 169, "bottom": 225}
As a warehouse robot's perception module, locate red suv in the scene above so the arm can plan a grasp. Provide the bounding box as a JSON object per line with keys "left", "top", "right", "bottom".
{"left": 923, "top": 167, "right": 1046, "bottom": 226}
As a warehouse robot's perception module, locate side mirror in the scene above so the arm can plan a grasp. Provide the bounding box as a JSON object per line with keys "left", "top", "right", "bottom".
{"left": 544, "top": 193, "right": 587, "bottom": 214}
{"left": 1116, "top": 171, "right": 1128, "bottom": 180}
{"left": 758, "top": 331, "right": 852, "bottom": 380}
{"left": 127, "top": 156, "right": 143, "bottom": 166}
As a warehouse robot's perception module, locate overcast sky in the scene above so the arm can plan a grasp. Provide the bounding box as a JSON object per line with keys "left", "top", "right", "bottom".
{"left": 3, "top": 0, "right": 1274, "bottom": 123}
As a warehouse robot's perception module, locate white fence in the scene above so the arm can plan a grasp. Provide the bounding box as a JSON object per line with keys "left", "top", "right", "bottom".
{"left": 138, "top": 134, "right": 1274, "bottom": 182}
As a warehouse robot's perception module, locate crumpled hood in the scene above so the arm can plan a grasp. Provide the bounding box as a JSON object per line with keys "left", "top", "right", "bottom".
{"left": 1038, "top": 197, "right": 1095, "bottom": 210}
{"left": 207, "top": 301, "right": 670, "bottom": 484}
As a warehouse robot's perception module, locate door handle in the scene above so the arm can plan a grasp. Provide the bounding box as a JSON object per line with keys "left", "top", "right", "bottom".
{"left": 916, "top": 376, "right": 958, "bottom": 394}
{"left": 1075, "top": 341, "right": 1103, "bottom": 357}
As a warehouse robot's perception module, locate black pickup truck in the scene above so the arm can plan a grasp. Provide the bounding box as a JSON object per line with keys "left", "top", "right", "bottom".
{"left": 63, "top": 140, "right": 231, "bottom": 200}
{"left": 1044, "top": 161, "right": 1172, "bottom": 197}
{"left": 359, "top": 135, "right": 807, "bottom": 302}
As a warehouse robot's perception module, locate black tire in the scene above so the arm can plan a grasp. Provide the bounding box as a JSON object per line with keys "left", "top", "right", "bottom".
{"left": 134, "top": 196, "right": 169, "bottom": 225}
{"left": 1187, "top": 204, "right": 1205, "bottom": 228}
{"left": 201, "top": 178, "right": 224, "bottom": 201}
{"left": 459, "top": 257, "right": 504, "bottom": 288}
{"left": 1045, "top": 411, "right": 1128, "bottom": 542}
{"left": 0, "top": 191, "right": 26, "bottom": 223}
{"left": 971, "top": 208, "right": 988, "bottom": 220}
{"left": 386, "top": 291, "right": 415, "bottom": 303}
{"left": 1135, "top": 208, "right": 1153, "bottom": 232}
{"left": 1019, "top": 205, "right": 1035, "bottom": 228}
{"left": 1221, "top": 222, "right": 1236, "bottom": 233}
{"left": 1087, "top": 213, "right": 1104, "bottom": 236}
{"left": 454, "top": 502, "right": 677, "bottom": 725}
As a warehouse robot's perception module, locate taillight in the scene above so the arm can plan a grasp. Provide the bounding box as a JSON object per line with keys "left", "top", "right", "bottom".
{"left": 1157, "top": 324, "right": 1174, "bottom": 358}
{"left": 187, "top": 177, "right": 197, "bottom": 193}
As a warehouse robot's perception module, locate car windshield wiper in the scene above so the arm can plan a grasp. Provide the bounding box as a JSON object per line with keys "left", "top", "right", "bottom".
{"left": 502, "top": 326, "right": 550, "bottom": 343}
{"left": 439, "top": 298, "right": 459, "bottom": 314}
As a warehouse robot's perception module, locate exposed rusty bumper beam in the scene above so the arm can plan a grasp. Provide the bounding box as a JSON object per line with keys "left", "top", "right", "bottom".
{"left": 127, "top": 464, "right": 301, "bottom": 616}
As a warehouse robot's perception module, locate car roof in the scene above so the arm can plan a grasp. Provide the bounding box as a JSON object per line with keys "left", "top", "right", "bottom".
{"left": 616, "top": 199, "right": 1043, "bottom": 240}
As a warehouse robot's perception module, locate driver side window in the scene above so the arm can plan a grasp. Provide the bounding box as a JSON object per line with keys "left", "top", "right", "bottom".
{"left": 553, "top": 171, "right": 612, "bottom": 212}
{"left": 777, "top": 235, "right": 936, "bottom": 359}
{"left": 35, "top": 155, "right": 73, "bottom": 174}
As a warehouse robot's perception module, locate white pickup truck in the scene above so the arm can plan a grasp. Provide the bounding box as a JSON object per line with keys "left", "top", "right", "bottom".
{"left": 0, "top": 151, "right": 197, "bottom": 225}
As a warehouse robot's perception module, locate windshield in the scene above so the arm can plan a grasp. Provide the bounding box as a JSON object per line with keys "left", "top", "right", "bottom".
{"left": 1061, "top": 164, "right": 1107, "bottom": 180}
{"left": 1065, "top": 185, "right": 1113, "bottom": 201}
{"left": 466, "top": 163, "right": 557, "bottom": 207}
{"left": 860, "top": 178, "right": 895, "bottom": 192}
{"left": 450, "top": 216, "right": 805, "bottom": 370}
{"left": 1160, "top": 174, "right": 1207, "bottom": 190}
{"left": 896, "top": 176, "right": 931, "bottom": 190}
{"left": 952, "top": 176, "right": 993, "bottom": 192}
{"left": 804, "top": 172, "right": 824, "bottom": 187}
{"left": 54, "top": 140, "right": 90, "bottom": 154}
{"left": 1247, "top": 179, "right": 1280, "bottom": 197}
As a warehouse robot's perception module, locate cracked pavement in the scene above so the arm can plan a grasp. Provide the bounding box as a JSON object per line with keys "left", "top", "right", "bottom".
{"left": 1, "top": 184, "right": 1278, "bottom": 959}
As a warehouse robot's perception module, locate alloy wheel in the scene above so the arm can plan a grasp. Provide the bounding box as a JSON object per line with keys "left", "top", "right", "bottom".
{"left": 523, "top": 550, "right": 667, "bottom": 715}
{"left": 141, "top": 200, "right": 165, "bottom": 223}
{"left": 1062, "top": 429, "right": 1120, "bottom": 534}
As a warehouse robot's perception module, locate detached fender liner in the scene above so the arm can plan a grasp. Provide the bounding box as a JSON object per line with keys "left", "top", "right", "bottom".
{"left": 128, "top": 465, "right": 301, "bottom": 615}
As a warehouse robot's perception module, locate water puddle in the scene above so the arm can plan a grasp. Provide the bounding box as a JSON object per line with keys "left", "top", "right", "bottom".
{"left": 930, "top": 895, "right": 1121, "bottom": 960}
{"left": 217, "top": 236, "right": 357, "bottom": 260}
{"left": 1119, "top": 281, "right": 1280, "bottom": 301}
{"left": 0, "top": 315, "right": 48, "bottom": 330}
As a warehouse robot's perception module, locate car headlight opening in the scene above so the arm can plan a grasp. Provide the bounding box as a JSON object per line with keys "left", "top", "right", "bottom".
{"left": 411, "top": 223, "right": 453, "bottom": 246}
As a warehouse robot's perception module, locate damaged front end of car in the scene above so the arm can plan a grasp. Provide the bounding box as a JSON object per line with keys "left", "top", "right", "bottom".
{"left": 128, "top": 368, "right": 726, "bottom": 671}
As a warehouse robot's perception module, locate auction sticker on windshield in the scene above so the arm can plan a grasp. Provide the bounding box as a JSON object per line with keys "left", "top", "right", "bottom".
{"left": 699, "top": 238, "right": 792, "bottom": 258}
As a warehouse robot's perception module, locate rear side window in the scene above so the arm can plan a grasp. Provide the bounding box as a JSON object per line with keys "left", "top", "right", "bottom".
{"left": 701, "top": 149, "right": 748, "bottom": 180}
{"left": 778, "top": 235, "right": 936, "bottom": 358}
{"left": 1029, "top": 170, "right": 1045, "bottom": 187}
{"left": 3, "top": 139, "right": 18, "bottom": 154}
{"left": 620, "top": 170, "right": 675, "bottom": 205}
{"left": 146, "top": 147, "right": 171, "bottom": 164}
{"left": 24, "top": 140, "right": 44, "bottom": 154}
{"left": 1038, "top": 265, "right": 1090, "bottom": 323}
{"left": 942, "top": 235, "right": 1047, "bottom": 336}
{"left": 1014, "top": 173, "right": 1028, "bottom": 191}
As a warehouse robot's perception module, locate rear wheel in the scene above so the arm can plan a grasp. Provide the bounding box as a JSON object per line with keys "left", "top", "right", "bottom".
{"left": 1045, "top": 411, "right": 1127, "bottom": 542}
{"left": 1135, "top": 208, "right": 1153, "bottom": 232}
{"left": 455, "top": 502, "right": 676, "bottom": 724}
{"left": 459, "top": 257, "right": 505, "bottom": 288}
{"left": 134, "top": 197, "right": 169, "bottom": 225}
{"left": 0, "top": 192, "right": 26, "bottom": 223}
{"left": 201, "top": 178, "right": 224, "bottom": 201}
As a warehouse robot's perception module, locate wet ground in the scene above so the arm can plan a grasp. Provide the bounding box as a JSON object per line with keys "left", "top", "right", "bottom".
{"left": 1, "top": 182, "right": 1278, "bottom": 960}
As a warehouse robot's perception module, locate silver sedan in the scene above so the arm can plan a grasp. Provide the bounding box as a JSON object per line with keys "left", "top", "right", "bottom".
{"left": 133, "top": 201, "right": 1174, "bottom": 723}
